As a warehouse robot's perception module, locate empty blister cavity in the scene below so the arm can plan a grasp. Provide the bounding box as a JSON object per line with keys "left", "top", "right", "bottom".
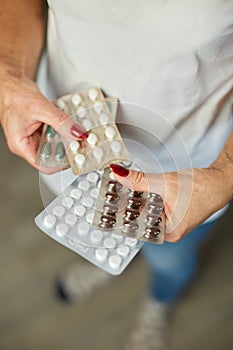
{"left": 111, "top": 141, "right": 122, "bottom": 156}
{"left": 77, "top": 222, "right": 90, "bottom": 236}
{"left": 77, "top": 106, "right": 86, "bottom": 118}
{"left": 82, "top": 119, "right": 92, "bottom": 131}
{"left": 99, "top": 114, "right": 109, "bottom": 126}
{"left": 93, "top": 147, "right": 104, "bottom": 162}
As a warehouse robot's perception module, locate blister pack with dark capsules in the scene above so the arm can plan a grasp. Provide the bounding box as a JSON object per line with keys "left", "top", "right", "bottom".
{"left": 35, "top": 93, "right": 119, "bottom": 169}
{"left": 93, "top": 167, "right": 165, "bottom": 244}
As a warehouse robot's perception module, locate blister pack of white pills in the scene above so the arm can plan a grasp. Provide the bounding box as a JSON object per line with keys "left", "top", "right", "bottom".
{"left": 93, "top": 167, "right": 165, "bottom": 244}
{"left": 35, "top": 170, "right": 144, "bottom": 275}
{"left": 58, "top": 88, "right": 128, "bottom": 175}
{"left": 35, "top": 95, "right": 119, "bottom": 169}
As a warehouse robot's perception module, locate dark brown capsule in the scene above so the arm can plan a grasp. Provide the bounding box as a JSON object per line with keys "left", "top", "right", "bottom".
{"left": 149, "top": 193, "right": 163, "bottom": 203}
{"left": 105, "top": 191, "right": 120, "bottom": 203}
{"left": 107, "top": 180, "right": 123, "bottom": 192}
{"left": 128, "top": 190, "right": 143, "bottom": 198}
{"left": 99, "top": 215, "right": 116, "bottom": 228}
{"left": 144, "top": 227, "right": 161, "bottom": 240}
{"left": 102, "top": 204, "right": 118, "bottom": 216}
{"left": 146, "top": 215, "right": 162, "bottom": 227}
{"left": 148, "top": 202, "right": 163, "bottom": 213}
{"left": 127, "top": 198, "right": 142, "bottom": 210}
{"left": 124, "top": 209, "right": 140, "bottom": 221}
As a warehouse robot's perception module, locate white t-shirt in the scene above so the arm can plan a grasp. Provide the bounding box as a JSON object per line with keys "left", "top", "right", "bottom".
{"left": 39, "top": 0, "right": 233, "bottom": 221}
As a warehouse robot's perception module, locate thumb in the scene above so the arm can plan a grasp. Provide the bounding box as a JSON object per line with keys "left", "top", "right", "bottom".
{"left": 39, "top": 101, "right": 88, "bottom": 140}
{"left": 110, "top": 163, "right": 166, "bottom": 197}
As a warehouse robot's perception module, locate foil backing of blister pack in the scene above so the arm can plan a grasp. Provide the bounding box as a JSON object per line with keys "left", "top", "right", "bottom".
{"left": 35, "top": 93, "right": 119, "bottom": 169}
{"left": 93, "top": 167, "right": 165, "bottom": 244}
{"left": 35, "top": 171, "right": 144, "bottom": 275}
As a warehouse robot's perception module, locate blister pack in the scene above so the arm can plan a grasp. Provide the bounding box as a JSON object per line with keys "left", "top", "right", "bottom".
{"left": 35, "top": 171, "right": 144, "bottom": 275}
{"left": 93, "top": 167, "right": 165, "bottom": 244}
{"left": 60, "top": 88, "right": 128, "bottom": 175}
{"left": 36, "top": 94, "right": 119, "bottom": 169}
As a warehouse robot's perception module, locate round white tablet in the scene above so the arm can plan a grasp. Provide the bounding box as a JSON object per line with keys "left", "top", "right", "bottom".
{"left": 82, "top": 196, "right": 94, "bottom": 208}
{"left": 43, "top": 214, "right": 56, "bottom": 228}
{"left": 99, "top": 114, "right": 109, "bottom": 126}
{"left": 90, "top": 230, "right": 103, "bottom": 245}
{"left": 105, "top": 126, "right": 116, "bottom": 140}
{"left": 78, "top": 180, "right": 90, "bottom": 192}
{"left": 62, "top": 197, "right": 74, "bottom": 209}
{"left": 125, "top": 237, "right": 138, "bottom": 247}
{"left": 87, "top": 133, "right": 97, "bottom": 146}
{"left": 112, "top": 234, "right": 124, "bottom": 242}
{"left": 56, "top": 223, "right": 69, "bottom": 237}
{"left": 103, "top": 237, "right": 116, "bottom": 249}
{"left": 74, "top": 153, "right": 85, "bottom": 167}
{"left": 65, "top": 214, "right": 77, "bottom": 226}
{"left": 53, "top": 205, "right": 65, "bottom": 217}
{"left": 71, "top": 94, "right": 81, "bottom": 106}
{"left": 109, "top": 255, "right": 122, "bottom": 269}
{"left": 93, "top": 147, "right": 103, "bottom": 162}
{"left": 70, "top": 188, "right": 82, "bottom": 200}
{"left": 93, "top": 101, "right": 103, "bottom": 114}
{"left": 110, "top": 140, "right": 122, "bottom": 156}
{"left": 95, "top": 248, "right": 108, "bottom": 262}
{"left": 82, "top": 119, "right": 92, "bottom": 131}
{"left": 86, "top": 211, "right": 94, "bottom": 224}
{"left": 90, "top": 188, "right": 99, "bottom": 199}
{"left": 117, "top": 245, "right": 130, "bottom": 257}
{"left": 73, "top": 205, "right": 86, "bottom": 217}
{"left": 77, "top": 106, "right": 86, "bottom": 118}
{"left": 88, "top": 88, "right": 98, "bottom": 101}
{"left": 56, "top": 99, "right": 65, "bottom": 110}
{"left": 77, "top": 222, "right": 89, "bottom": 235}
{"left": 69, "top": 140, "right": 80, "bottom": 154}
{"left": 86, "top": 172, "right": 99, "bottom": 184}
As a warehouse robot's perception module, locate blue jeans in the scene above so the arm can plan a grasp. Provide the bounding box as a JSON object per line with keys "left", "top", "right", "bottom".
{"left": 142, "top": 221, "right": 216, "bottom": 303}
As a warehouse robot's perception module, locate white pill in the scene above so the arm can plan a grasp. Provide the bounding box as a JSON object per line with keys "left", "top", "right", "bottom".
{"left": 82, "top": 119, "right": 92, "bottom": 131}
{"left": 125, "top": 237, "right": 138, "bottom": 247}
{"left": 65, "top": 214, "right": 77, "bottom": 226}
{"left": 99, "top": 114, "right": 110, "bottom": 126}
{"left": 87, "top": 133, "right": 97, "bottom": 146}
{"left": 105, "top": 126, "right": 116, "bottom": 140}
{"left": 69, "top": 140, "right": 80, "bottom": 154}
{"left": 74, "top": 153, "right": 85, "bottom": 167}
{"left": 43, "top": 214, "right": 56, "bottom": 228}
{"left": 53, "top": 205, "right": 65, "bottom": 217}
{"left": 90, "top": 230, "right": 103, "bottom": 244}
{"left": 112, "top": 234, "right": 124, "bottom": 242}
{"left": 77, "top": 222, "right": 89, "bottom": 235}
{"left": 73, "top": 205, "right": 86, "bottom": 217}
{"left": 62, "top": 197, "right": 74, "bottom": 209}
{"left": 86, "top": 211, "right": 94, "bottom": 224}
{"left": 95, "top": 248, "right": 108, "bottom": 262}
{"left": 109, "top": 255, "right": 122, "bottom": 269}
{"left": 88, "top": 88, "right": 98, "bottom": 101}
{"left": 56, "top": 99, "right": 65, "bottom": 110}
{"left": 77, "top": 106, "right": 86, "bottom": 118}
{"left": 93, "top": 147, "right": 103, "bottom": 162}
{"left": 78, "top": 180, "right": 90, "bottom": 192}
{"left": 71, "top": 94, "right": 81, "bottom": 106}
{"left": 90, "top": 188, "right": 99, "bottom": 199}
{"left": 70, "top": 188, "right": 82, "bottom": 200}
{"left": 87, "top": 172, "right": 99, "bottom": 184}
{"left": 56, "top": 223, "right": 69, "bottom": 237}
{"left": 93, "top": 101, "right": 104, "bottom": 113}
{"left": 117, "top": 245, "right": 130, "bottom": 257}
{"left": 110, "top": 140, "right": 122, "bottom": 156}
{"left": 82, "top": 196, "right": 94, "bottom": 208}
{"left": 104, "top": 237, "right": 116, "bottom": 249}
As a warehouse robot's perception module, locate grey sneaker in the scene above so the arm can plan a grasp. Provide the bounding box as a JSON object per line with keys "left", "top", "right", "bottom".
{"left": 55, "top": 260, "right": 111, "bottom": 302}
{"left": 125, "top": 296, "right": 171, "bottom": 350}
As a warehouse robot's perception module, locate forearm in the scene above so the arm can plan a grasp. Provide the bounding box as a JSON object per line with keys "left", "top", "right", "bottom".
{"left": 0, "top": 0, "right": 47, "bottom": 79}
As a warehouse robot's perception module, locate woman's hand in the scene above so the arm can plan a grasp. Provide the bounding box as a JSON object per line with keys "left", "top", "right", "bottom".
{"left": 110, "top": 163, "right": 229, "bottom": 242}
{"left": 0, "top": 69, "right": 87, "bottom": 173}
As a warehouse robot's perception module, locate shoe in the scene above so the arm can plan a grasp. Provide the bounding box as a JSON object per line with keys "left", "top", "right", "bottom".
{"left": 125, "top": 295, "right": 171, "bottom": 350}
{"left": 55, "top": 259, "right": 111, "bottom": 302}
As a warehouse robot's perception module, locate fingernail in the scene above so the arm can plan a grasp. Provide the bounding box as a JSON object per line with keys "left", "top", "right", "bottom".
{"left": 70, "top": 123, "right": 89, "bottom": 139}
{"left": 110, "top": 164, "right": 129, "bottom": 177}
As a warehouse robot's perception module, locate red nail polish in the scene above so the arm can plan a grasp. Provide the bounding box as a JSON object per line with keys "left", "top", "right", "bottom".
{"left": 70, "top": 123, "right": 89, "bottom": 139}
{"left": 110, "top": 164, "right": 129, "bottom": 177}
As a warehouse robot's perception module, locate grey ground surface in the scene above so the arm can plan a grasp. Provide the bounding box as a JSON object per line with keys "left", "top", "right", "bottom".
{"left": 0, "top": 127, "right": 232, "bottom": 350}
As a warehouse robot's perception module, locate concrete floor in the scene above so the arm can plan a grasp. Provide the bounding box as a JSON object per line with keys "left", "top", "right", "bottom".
{"left": 0, "top": 127, "right": 232, "bottom": 350}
